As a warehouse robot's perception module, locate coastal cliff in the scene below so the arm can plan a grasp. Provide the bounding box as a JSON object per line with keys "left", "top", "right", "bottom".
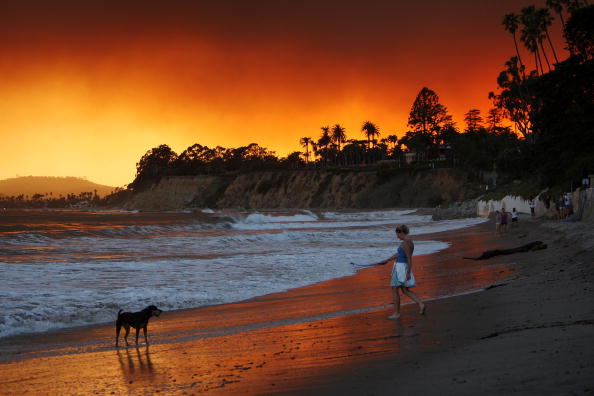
{"left": 123, "top": 168, "right": 476, "bottom": 211}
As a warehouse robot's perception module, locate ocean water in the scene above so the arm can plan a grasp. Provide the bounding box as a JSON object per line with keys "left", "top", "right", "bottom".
{"left": 0, "top": 209, "right": 486, "bottom": 338}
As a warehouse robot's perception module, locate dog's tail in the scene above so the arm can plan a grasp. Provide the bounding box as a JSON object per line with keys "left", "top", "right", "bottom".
{"left": 117, "top": 309, "right": 123, "bottom": 318}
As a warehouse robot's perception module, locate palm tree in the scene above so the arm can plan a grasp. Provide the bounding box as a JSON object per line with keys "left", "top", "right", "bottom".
{"left": 361, "top": 121, "right": 379, "bottom": 148}
{"left": 547, "top": 0, "right": 567, "bottom": 33}
{"left": 331, "top": 124, "right": 346, "bottom": 165}
{"left": 317, "top": 126, "right": 332, "bottom": 165}
{"left": 331, "top": 124, "right": 346, "bottom": 151}
{"left": 538, "top": 7, "right": 560, "bottom": 64}
{"left": 502, "top": 13, "right": 526, "bottom": 76}
{"left": 387, "top": 134, "right": 398, "bottom": 153}
{"left": 529, "top": 8, "right": 553, "bottom": 71}
{"left": 299, "top": 137, "right": 311, "bottom": 165}
{"left": 520, "top": 6, "right": 546, "bottom": 75}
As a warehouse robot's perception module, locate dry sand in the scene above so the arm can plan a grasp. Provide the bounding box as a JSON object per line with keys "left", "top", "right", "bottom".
{"left": 0, "top": 217, "right": 592, "bottom": 395}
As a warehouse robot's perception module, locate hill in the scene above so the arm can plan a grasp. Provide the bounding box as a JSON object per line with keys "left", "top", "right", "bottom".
{"left": 0, "top": 176, "right": 116, "bottom": 198}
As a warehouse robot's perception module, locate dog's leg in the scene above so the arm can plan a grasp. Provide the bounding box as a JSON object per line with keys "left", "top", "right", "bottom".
{"left": 135, "top": 327, "right": 140, "bottom": 345}
{"left": 115, "top": 322, "right": 121, "bottom": 346}
{"left": 124, "top": 326, "right": 130, "bottom": 346}
{"left": 143, "top": 326, "right": 149, "bottom": 345}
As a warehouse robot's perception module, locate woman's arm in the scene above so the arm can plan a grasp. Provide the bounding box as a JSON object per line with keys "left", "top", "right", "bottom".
{"left": 381, "top": 254, "right": 396, "bottom": 265}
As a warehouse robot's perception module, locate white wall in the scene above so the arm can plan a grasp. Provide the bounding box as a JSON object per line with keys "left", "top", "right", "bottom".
{"left": 477, "top": 195, "right": 535, "bottom": 217}
{"left": 478, "top": 188, "right": 594, "bottom": 220}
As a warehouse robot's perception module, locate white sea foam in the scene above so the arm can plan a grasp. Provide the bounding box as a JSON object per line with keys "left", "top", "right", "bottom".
{"left": 239, "top": 211, "right": 319, "bottom": 224}
{"left": 322, "top": 209, "right": 418, "bottom": 220}
{"left": 0, "top": 209, "right": 487, "bottom": 338}
{"left": 228, "top": 213, "right": 433, "bottom": 231}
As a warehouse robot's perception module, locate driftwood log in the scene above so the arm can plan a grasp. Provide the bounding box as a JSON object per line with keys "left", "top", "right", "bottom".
{"left": 464, "top": 241, "right": 547, "bottom": 260}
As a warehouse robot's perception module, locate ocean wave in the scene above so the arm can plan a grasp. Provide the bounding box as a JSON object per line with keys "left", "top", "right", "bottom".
{"left": 321, "top": 209, "right": 418, "bottom": 220}
{"left": 0, "top": 238, "right": 451, "bottom": 338}
{"left": 0, "top": 209, "right": 487, "bottom": 338}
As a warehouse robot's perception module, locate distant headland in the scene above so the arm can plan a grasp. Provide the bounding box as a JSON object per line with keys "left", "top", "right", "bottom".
{"left": 0, "top": 176, "right": 116, "bottom": 202}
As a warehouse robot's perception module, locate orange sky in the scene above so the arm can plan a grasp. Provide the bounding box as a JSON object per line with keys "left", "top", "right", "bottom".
{"left": 0, "top": 0, "right": 566, "bottom": 187}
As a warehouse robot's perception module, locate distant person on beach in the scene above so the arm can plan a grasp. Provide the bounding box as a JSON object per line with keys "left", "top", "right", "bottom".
{"left": 388, "top": 224, "right": 425, "bottom": 320}
{"left": 558, "top": 194, "right": 566, "bottom": 220}
{"left": 529, "top": 197, "right": 536, "bottom": 217}
{"left": 500, "top": 209, "right": 508, "bottom": 233}
{"left": 495, "top": 210, "right": 501, "bottom": 234}
{"left": 511, "top": 208, "right": 518, "bottom": 227}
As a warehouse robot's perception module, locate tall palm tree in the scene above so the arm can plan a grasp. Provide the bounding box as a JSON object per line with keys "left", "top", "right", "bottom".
{"left": 299, "top": 137, "right": 311, "bottom": 165}
{"left": 502, "top": 13, "right": 526, "bottom": 76}
{"left": 331, "top": 124, "right": 347, "bottom": 165}
{"left": 527, "top": 8, "right": 553, "bottom": 71}
{"left": 361, "top": 121, "right": 379, "bottom": 148}
{"left": 317, "top": 126, "right": 332, "bottom": 165}
{"left": 538, "top": 7, "right": 559, "bottom": 64}
{"left": 520, "top": 6, "right": 546, "bottom": 75}
{"left": 331, "top": 124, "right": 346, "bottom": 151}
{"left": 546, "top": 0, "right": 567, "bottom": 33}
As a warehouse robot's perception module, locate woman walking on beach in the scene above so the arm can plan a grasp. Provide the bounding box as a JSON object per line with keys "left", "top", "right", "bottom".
{"left": 389, "top": 224, "right": 425, "bottom": 319}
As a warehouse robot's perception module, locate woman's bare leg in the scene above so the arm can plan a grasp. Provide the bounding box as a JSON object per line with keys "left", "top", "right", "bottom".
{"left": 389, "top": 286, "right": 401, "bottom": 319}
{"left": 402, "top": 287, "right": 426, "bottom": 314}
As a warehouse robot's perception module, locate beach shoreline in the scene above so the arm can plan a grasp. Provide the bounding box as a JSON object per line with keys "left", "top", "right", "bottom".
{"left": 0, "top": 217, "right": 592, "bottom": 395}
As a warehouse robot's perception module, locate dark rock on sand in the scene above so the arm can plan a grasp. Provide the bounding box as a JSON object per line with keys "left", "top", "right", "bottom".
{"left": 463, "top": 241, "right": 547, "bottom": 260}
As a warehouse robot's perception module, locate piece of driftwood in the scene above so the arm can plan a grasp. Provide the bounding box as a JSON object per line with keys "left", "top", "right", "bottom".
{"left": 464, "top": 241, "right": 547, "bottom": 260}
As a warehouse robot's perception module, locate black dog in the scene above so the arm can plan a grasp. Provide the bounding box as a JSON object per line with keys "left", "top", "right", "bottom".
{"left": 115, "top": 305, "right": 162, "bottom": 346}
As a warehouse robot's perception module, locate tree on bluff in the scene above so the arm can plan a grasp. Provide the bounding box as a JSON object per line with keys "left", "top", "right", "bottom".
{"left": 530, "top": 56, "right": 594, "bottom": 186}
{"left": 489, "top": 4, "right": 594, "bottom": 186}
{"left": 129, "top": 144, "right": 177, "bottom": 191}
{"left": 405, "top": 87, "right": 453, "bottom": 160}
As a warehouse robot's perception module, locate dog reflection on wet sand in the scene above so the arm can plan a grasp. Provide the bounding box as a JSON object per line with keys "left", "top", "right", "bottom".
{"left": 117, "top": 346, "right": 156, "bottom": 379}
{"left": 116, "top": 305, "right": 162, "bottom": 346}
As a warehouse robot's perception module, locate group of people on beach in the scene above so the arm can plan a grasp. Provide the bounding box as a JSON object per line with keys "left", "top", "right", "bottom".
{"left": 555, "top": 193, "right": 573, "bottom": 220}
{"left": 494, "top": 208, "right": 518, "bottom": 234}
{"left": 532, "top": 192, "right": 575, "bottom": 220}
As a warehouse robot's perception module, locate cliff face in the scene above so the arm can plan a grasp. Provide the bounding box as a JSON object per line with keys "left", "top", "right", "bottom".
{"left": 123, "top": 168, "right": 474, "bottom": 211}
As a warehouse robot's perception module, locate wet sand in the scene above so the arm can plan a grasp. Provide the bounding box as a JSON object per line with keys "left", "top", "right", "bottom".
{"left": 0, "top": 218, "right": 592, "bottom": 395}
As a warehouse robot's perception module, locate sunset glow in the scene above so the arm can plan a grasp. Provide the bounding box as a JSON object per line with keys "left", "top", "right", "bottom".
{"left": 0, "top": 0, "right": 565, "bottom": 186}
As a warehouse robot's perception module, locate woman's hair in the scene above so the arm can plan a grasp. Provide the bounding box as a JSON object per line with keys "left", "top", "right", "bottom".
{"left": 396, "top": 224, "right": 409, "bottom": 235}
